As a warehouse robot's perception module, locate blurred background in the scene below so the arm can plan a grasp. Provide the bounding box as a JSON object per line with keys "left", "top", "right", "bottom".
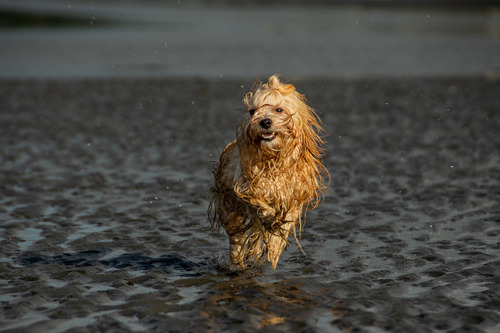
{"left": 0, "top": 0, "right": 499, "bottom": 79}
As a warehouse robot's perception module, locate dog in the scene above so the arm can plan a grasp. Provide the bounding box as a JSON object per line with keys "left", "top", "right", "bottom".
{"left": 209, "top": 74, "right": 329, "bottom": 270}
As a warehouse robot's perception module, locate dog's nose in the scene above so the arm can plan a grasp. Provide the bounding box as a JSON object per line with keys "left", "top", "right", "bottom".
{"left": 260, "top": 118, "right": 272, "bottom": 129}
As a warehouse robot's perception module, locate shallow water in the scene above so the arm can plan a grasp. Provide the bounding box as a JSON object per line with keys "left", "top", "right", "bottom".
{"left": 0, "top": 1, "right": 499, "bottom": 78}
{"left": 1, "top": 77, "right": 499, "bottom": 332}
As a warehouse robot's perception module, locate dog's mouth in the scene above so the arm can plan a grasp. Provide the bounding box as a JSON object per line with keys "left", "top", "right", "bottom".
{"left": 260, "top": 132, "right": 277, "bottom": 141}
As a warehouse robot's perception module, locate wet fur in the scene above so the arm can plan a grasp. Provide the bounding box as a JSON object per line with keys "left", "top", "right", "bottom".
{"left": 209, "top": 75, "right": 329, "bottom": 270}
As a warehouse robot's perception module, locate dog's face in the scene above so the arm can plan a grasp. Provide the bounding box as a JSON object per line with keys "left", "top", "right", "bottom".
{"left": 240, "top": 76, "right": 305, "bottom": 152}
{"left": 241, "top": 103, "right": 293, "bottom": 150}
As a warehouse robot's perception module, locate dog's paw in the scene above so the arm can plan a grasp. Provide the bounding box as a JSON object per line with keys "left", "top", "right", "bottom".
{"left": 258, "top": 207, "right": 276, "bottom": 219}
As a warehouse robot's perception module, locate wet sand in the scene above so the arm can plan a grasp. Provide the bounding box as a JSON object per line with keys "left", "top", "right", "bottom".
{"left": 1, "top": 77, "right": 500, "bottom": 332}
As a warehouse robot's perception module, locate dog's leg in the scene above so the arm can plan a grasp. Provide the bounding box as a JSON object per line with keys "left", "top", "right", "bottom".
{"left": 222, "top": 213, "right": 248, "bottom": 268}
{"left": 229, "top": 233, "right": 246, "bottom": 268}
{"left": 264, "top": 222, "right": 295, "bottom": 270}
{"left": 264, "top": 207, "right": 303, "bottom": 270}
{"left": 244, "top": 219, "right": 264, "bottom": 262}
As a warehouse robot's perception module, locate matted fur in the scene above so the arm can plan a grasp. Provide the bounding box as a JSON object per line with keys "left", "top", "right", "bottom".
{"left": 209, "top": 74, "right": 329, "bottom": 270}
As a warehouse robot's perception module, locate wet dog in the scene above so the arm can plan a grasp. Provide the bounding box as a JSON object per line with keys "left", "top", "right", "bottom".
{"left": 209, "top": 75, "right": 329, "bottom": 270}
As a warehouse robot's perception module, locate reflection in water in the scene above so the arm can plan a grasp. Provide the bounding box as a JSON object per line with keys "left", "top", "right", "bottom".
{"left": 203, "top": 270, "right": 345, "bottom": 331}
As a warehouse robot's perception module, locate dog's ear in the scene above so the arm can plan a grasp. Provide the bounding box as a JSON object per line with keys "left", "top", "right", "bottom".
{"left": 279, "top": 84, "right": 296, "bottom": 95}
{"left": 268, "top": 74, "right": 281, "bottom": 88}
{"left": 268, "top": 74, "right": 296, "bottom": 95}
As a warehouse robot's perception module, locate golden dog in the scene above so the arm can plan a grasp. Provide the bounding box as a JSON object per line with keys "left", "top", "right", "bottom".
{"left": 209, "top": 74, "right": 329, "bottom": 270}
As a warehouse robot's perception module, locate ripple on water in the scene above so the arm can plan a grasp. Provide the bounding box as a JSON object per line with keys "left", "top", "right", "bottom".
{"left": 16, "top": 227, "right": 42, "bottom": 251}
{"left": 1, "top": 77, "right": 500, "bottom": 332}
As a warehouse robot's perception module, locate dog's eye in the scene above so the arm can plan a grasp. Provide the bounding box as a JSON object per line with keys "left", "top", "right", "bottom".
{"left": 275, "top": 108, "right": 283, "bottom": 113}
{"left": 249, "top": 109, "right": 255, "bottom": 115}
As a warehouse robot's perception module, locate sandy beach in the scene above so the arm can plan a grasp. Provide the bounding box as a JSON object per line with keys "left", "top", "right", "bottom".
{"left": 1, "top": 76, "right": 499, "bottom": 332}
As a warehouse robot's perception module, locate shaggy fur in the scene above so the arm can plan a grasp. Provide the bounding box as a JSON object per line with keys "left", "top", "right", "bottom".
{"left": 209, "top": 74, "right": 329, "bottom": 270}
